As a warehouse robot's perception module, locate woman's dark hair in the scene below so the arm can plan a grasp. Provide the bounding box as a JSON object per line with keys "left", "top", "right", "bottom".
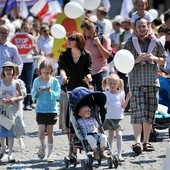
{"left": 1, "top": 67, "right": 15, "bottom": 78}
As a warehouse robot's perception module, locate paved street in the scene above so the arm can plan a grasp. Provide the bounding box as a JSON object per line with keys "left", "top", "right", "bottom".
{"left": 0, "top": 108, "right": 170, "bottom": 170}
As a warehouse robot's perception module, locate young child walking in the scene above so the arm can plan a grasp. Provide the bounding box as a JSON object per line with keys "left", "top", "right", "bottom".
{"left": 131, "top": 0, "right": 156, "bottom": 64}
{"left": 14, "top": 64, "right": 27, "bottom": 149}
{"left": 0, "top": 61, "right": 24, "bottom": 163}
{"left": 102, "top": 74, "right": 131, "bottom": 162}
{"left": 31, "top": 59, "right": 60, "bottom": 162}
{"left": 77, "top": 105, "right": 109, "bottom": 160}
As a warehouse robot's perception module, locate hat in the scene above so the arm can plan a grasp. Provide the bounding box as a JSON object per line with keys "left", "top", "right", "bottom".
{"left": 2, "top": 61, "right": 15, "bottom": 68}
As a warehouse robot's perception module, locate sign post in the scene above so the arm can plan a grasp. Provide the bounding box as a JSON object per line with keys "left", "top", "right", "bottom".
{"left": 11, "top": 33, "right": 34, "bottom": 56}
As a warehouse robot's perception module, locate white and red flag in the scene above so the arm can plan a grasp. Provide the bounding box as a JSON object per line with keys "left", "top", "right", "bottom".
{"left": 30, "top": 0, "right": 62, "bottom": 20}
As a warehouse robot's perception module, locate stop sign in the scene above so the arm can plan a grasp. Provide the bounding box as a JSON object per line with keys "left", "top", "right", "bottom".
{"left": 11, "top": 33, "right": 34, "bottom": 56}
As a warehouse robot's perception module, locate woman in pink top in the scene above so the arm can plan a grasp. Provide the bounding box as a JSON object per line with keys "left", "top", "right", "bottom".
{"left": 81, "top": 20, "right": 112, "bottom": 92}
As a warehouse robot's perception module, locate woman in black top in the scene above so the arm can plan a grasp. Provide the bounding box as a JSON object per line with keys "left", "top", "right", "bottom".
{"left": 58, "top": 31, "right": 92, "bottom": 130}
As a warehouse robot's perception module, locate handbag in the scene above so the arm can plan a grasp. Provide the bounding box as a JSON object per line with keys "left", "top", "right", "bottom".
{"left": 0, "top": 113, "right": 13, "bottom": 130}
{"left": 13, "top": 115, "right": 25, "bottom": 138}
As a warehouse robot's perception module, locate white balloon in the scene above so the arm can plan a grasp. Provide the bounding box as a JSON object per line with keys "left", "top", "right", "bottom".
{"left": 6, "top": 23, "right": 16, "bottom": 34}
{"left": 160, "top": 14, "right": 164, "bottom": 23}
{"left": 64, "top": 2, "right": 84, "bottom": 19}
{"left": 114, "top": 15, "right": 121, "bottom": 23}
{"left": 103, "top": 19, "right": 112, "bottom": 35}
{"left": 114, "top": 49, "right": 135, "bottom": 74}
{"left": 27, "top": 16, "right": 34, "bottom": 23}
{"left": 148, "top": 9, "right": 158, "bottom": 20}
{"left": 12, "top": 19, "right": 22, "bottom": 29}
{"left": 71, "top": 0, "right": 84, "bottom": 7}
{"left": 84, "top": 0, "right": 101, "bottom": 10}
{"left": 89, "top": 15, "right": 98, "bottom": 22}
{"left": 50, "top": 24, "right": 66, "bottom": 39}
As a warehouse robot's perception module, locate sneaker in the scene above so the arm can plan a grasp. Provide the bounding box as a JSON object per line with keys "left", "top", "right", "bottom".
{"left": 38, "top": 146, "right": 45, "bottom": 159}
{"left": 0, "top": 145, "right": 7, "bottom": 159}
{"left": 47, "top": 155, "right": 55, "bottom": 163}
{"left": 18, "top": 138, "right": 25, "bottom": 149}
{"left": 8, "top": 155, "right": 16, "bottom": 163}
{"left": 93, "top": 151, "right": 100, "bottom": 160}
{"left": 118, "top": 156, "right": 125, "bottom": 162}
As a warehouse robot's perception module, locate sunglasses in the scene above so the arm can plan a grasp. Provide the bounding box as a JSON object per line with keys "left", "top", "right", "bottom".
{"left": 43, "top": 30, "right": 49, "bottom": 33}
{"left": 68, "top": 37, "right": 77, "bottom": 41}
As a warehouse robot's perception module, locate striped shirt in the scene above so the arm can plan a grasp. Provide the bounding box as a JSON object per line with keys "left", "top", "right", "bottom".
{"left": 0, "top": 41, "right": 23, "bottom": 74}
{"left": 124, "top": 38, "right": 166, "bottom": 87}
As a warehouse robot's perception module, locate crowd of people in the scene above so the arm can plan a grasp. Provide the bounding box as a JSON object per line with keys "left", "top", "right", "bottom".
{"left": 0, "top": 0, "right": 170, "bottom": 165}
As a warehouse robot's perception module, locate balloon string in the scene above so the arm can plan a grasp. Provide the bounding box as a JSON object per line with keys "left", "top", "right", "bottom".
{"left": 128, "top": 75, "right": 131, "bottom": 92}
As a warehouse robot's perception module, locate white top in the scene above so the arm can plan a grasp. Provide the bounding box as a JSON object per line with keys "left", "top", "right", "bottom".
{"left": 37, "top": 36, "right": 58, "bottom": 73}
{"left": 131, "top": 11, "right": 153, "bottom": 23}
{"left": 104, "top": 90, "right": 125, "bottom": 119}
{"left": 0, "top": 80, "right": 17, "bottom": 99}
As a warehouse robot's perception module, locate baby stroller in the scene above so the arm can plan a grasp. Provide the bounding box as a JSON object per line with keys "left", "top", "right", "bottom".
{"left": 64, "top": 87, "right": 118, "bottom": 169}
{"left": 150, "top": 77, "right": 170, "bottom": 141}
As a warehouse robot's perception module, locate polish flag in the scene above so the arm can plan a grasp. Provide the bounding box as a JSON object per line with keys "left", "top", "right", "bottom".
{"left": 43, "top": 0, "right": 62, "bottom": 21}
{"left": 30, "top": 0, "right": 49, "bottom": 20}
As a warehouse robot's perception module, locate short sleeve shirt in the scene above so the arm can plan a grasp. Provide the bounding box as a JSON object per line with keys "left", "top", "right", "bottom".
{"left": 124, "top": 38, "right": 167, "bottom": 87}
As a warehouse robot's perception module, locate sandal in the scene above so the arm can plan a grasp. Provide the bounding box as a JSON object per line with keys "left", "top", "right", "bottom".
{"left": 143, "top": 143, "right": 155, "bottom": 151}
{"left": 132, "top": 143, "right": 142, "bottom": 154}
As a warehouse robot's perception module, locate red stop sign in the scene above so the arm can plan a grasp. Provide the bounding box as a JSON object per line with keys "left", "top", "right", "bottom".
{"left": 11, "top": 33, "right": 34, "bottom": 56}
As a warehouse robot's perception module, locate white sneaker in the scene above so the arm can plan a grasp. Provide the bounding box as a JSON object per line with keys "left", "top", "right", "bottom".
{"left": 47, "top": 155, "right": 55, "bottom": 163}
{"left": 118, "top": 156, "right": 125, "bottom": 162}
{"left": 18, "top": 138, "right": 25, "bottom": 149}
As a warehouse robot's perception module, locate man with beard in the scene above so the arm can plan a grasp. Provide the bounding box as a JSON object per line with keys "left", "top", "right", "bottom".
{"left": 124, "top": 17, "right": 166, "bottom": 154}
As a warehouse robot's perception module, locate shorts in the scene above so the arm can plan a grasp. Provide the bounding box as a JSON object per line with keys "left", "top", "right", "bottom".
{"left": 130, "top": 86, "right": 159, "bottom": 124}
{"left": 103, "top": 119, "right": 123, "bottom": 131}
{"left": 36, "top": 113, "right": 58, "bottom": 125}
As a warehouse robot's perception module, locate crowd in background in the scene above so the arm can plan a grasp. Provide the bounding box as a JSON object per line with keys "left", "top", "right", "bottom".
{"left": 0, "top": 0, "right": 170, "bottom": 165}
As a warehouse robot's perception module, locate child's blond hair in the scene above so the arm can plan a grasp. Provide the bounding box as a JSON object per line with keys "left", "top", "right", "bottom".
{"left": 102, "top": 74, "right": 124, "bottom": 91}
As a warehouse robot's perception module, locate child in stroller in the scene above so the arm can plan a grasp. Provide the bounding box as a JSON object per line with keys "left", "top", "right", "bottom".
{"left": 64, "top": 87, "right": 118, "bottom": 169}
{"left": 77, "top": 105, "right": 109, "bottom": 160}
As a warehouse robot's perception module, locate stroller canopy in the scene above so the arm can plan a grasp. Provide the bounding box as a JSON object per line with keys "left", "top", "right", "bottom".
{"left": 69, "top": 87, "right": 106, "bottom": 115}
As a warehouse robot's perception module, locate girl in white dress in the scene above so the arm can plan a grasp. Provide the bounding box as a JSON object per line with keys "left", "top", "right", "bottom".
{"left": 0, "top": 62, "right": 23, "bottom": 163}
{"left": 102, "top": 74, "right": 131, "bottom": 162}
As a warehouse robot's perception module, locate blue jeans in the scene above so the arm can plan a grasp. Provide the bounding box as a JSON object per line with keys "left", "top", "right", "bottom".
{"left": 92, "top": 71, "right": 107, "bottom": 91}
{"left": 20, "top": 62, "right": 34, "bottom": 107}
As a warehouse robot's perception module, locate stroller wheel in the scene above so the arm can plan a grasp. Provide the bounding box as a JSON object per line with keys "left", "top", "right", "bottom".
{"left": 64, "top": 156, "right": 70, "bottom": 168}
{"left": 81, "top": 160, "right": 88, "bottom": 170}
{"left": 112, "top": 155, "right": 119, "bottom": 168}
{"left": 107, "top": 157, "right": 113, "bottom": 169}
{"left": 88, "top": 154, "right": 93, "bottom": 165}
{"left": 88, "top": 154, "right": 93, "bottom": 170}
{"left": 72, "top": 155, "right": 78, "bottom": 167}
